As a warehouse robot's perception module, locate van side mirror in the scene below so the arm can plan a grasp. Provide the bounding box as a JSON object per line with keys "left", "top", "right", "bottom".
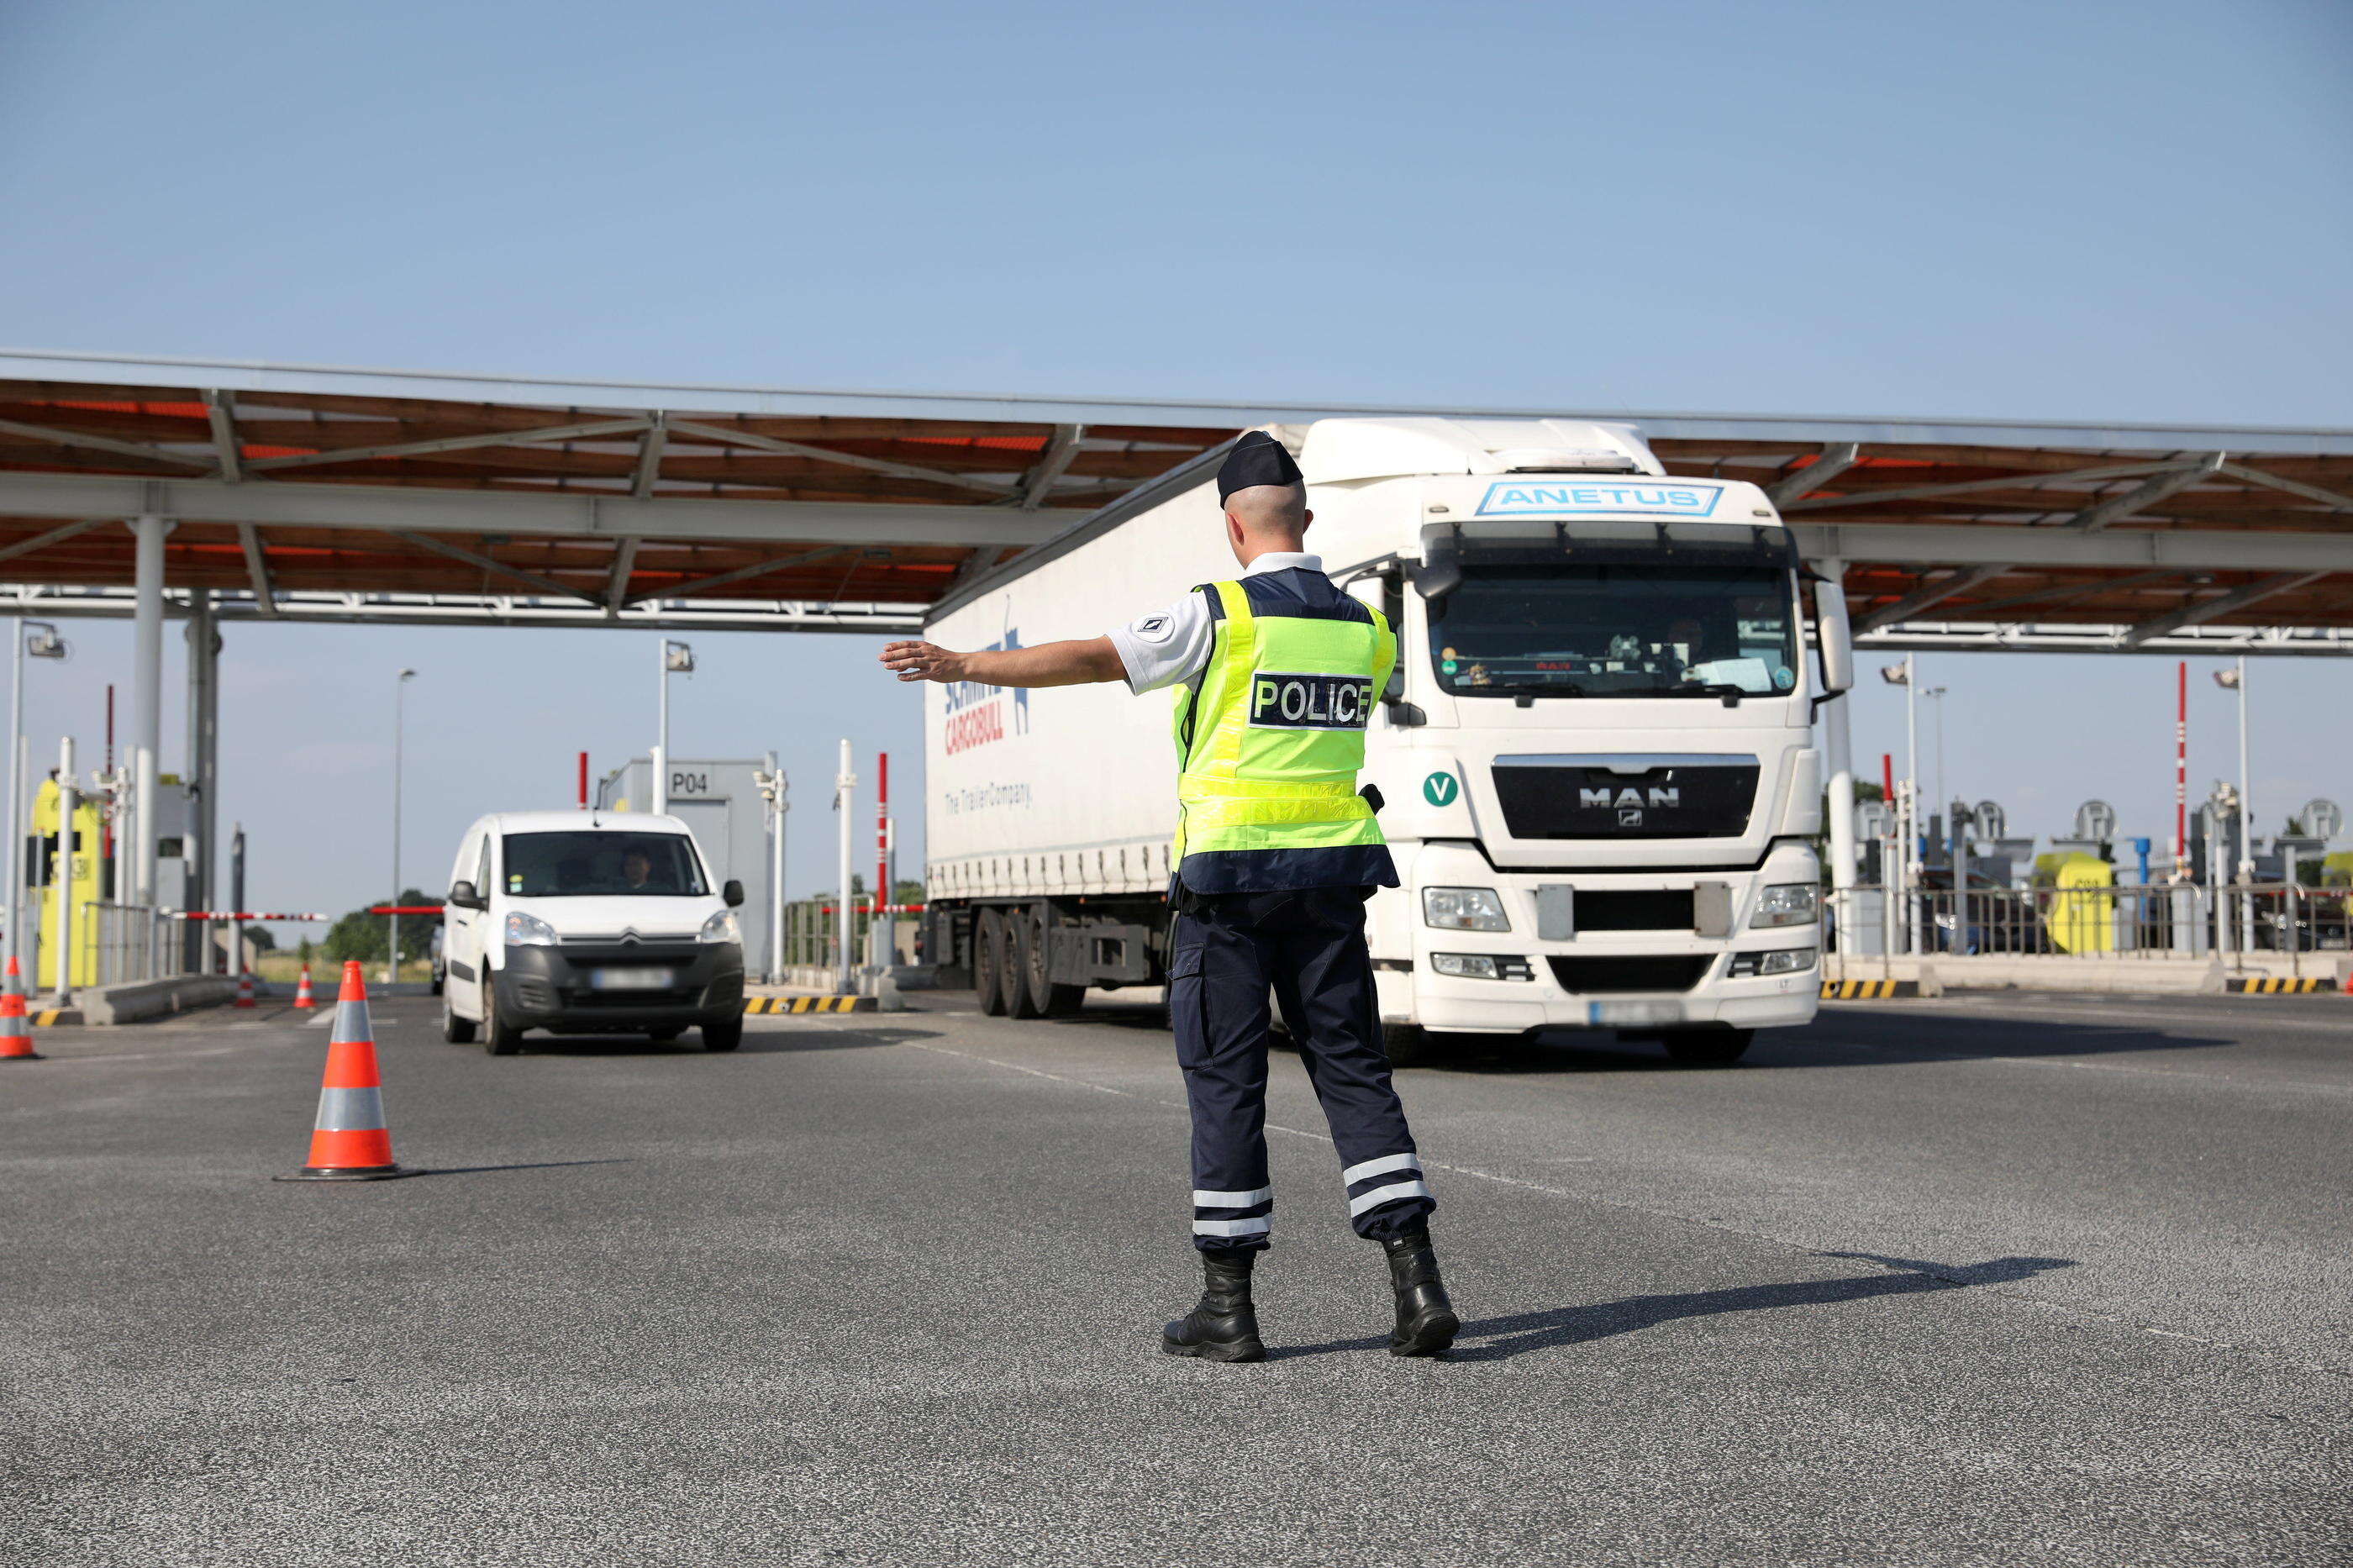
{"left": 723, "top": 879, "right": 745, "bottom": 908}
{"left": 449, "top": 881, "right": 486, "bottom": 911}
{"left": 1813, "top": 576, "right": 1855, "bottom": 696}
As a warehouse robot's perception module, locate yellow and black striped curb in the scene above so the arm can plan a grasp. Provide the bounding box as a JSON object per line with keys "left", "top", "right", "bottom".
{"left": 745, "top": 995, "right": 876, "bottom": 1014}
{"left": 2229, "top": 976, "right": 2340, "bottom": 994}
{"left": 1819, "top": 978, "right": 1918, "bottom": 1000}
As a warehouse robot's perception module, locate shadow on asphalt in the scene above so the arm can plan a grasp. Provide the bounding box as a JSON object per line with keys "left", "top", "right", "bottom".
{"left": 493, "top": 1027, "right": 943, "bottom": 1057}
{"left": 997, "top": 997, "right": 2237, "bottom": 1075}
{"left": 1271, "top": 1254, "right": 2077, "bottom": 1362}
{"left": 408, "top": 1159, "right": 634, "bottom": 1178}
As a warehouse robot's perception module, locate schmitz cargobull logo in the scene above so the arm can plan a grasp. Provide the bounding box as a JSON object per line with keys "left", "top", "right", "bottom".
{"left": 943, "top": 629, "right": 1030, "bottom": 755}
{"left": 1249, "top": 671, "right": 1373, "bottom": 731}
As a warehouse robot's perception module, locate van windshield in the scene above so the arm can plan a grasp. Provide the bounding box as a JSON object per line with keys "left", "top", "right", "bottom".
{"left": 1427, "top": 565, "right": 1798, "bottom": 698}
{"left": 501, "top": 831, "right": 708, "bottom": 897}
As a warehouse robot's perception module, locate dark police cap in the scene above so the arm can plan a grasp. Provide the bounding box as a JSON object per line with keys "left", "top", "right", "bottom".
{"left": 1216, "top": 430, "right": 1303, "bottom": 502}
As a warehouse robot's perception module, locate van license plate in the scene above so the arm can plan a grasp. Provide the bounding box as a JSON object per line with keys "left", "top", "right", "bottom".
{"left": 590, "top": 966, "right": 675, "bottom": 991}
{"left": 1589, "top": 1000, "right": 1682, "bottom": 1027}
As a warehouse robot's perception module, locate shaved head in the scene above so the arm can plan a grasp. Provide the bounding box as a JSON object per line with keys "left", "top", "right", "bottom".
{"left": 1224, "top": 482, "right": 1308, "bottom": 545}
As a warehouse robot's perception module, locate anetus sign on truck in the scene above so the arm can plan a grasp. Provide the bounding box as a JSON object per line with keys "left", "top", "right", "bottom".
{"left": 920, "top": 417, "right": 1854, "bottom": 1064}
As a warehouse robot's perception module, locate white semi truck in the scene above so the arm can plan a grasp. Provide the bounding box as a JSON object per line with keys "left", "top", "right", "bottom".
{"left": 919, "top": 418, "right": 1855, "bottom": 1064}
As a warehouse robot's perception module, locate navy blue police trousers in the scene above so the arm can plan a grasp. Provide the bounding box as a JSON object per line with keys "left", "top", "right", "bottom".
{"left": 1168, "top": 886, "right": 1435, "bottom": 1252}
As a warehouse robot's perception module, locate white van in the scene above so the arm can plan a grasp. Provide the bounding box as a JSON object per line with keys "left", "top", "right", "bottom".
{"left": 440, "top": 810, "right": 748, "bottom": 1054}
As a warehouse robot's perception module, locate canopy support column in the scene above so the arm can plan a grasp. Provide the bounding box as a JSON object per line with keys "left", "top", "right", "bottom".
{"left": 183, "top": 591, "right": 219, "bottom": 971}
{"left": 129, "top": 514, "right": 166, "bottom": 908}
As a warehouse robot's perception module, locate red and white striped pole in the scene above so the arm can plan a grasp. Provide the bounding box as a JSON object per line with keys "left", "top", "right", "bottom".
{"left": 577, "top": 750, "right": 589, "bottom": 810}
{"left": 873, "top": 752, "right": 890, "bottom": 964}
{"left": 875, "top": 752, "right": 889, "bottom": 914}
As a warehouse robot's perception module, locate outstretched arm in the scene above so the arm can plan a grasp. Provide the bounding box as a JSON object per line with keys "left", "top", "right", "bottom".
{"left": 880, "top": 635, "right": 1125, "bottom": 688}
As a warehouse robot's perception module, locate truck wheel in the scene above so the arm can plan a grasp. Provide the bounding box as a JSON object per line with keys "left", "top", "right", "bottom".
{"left": 441, "top": 989, "right": 476, "bottom": 1044}
{"left": 1023, "top": 903, "right": 1085, "bottom": 1018}
{"left": 974, "top": 909, "right": 1008, "bottom": 1016}
{"left": 1005, "top": 909, "right": 1045, "bottom": 1019}
{"left": 481, "top": 981, "right": 524, "bottom": 1057}
{"left": 1660, "top": 1028, "right": 1754, "bottom": 1066}
{"left": 1382, "top": 1023, "right": 1434, "bottom": 1068}
{"left": 701, "top": 1015, "right": 744, "bottom": 1052}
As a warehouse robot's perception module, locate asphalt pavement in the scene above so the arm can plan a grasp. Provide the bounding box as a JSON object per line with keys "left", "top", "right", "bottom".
{"left": 3, "top": 987, "right": 2348, "bottom": 1566}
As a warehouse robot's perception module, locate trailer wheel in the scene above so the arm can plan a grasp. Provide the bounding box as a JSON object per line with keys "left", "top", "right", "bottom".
{"left": 1660, "top": 1028, "right": 1754, "bottom": 1066}
{"left": 1005, "top": 908, "right": 1045, "bottom": 1019}
{"left": 1023, "top": 903, "right": 1085, "bottom": 1018}
{"left": 974, "top": 908, "right": 1008, "bottom": 1016}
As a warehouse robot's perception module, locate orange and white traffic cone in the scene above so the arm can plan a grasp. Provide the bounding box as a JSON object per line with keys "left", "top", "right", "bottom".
{"left": 235, "top": 970, "right": 256, "bottom": 1009}
{"left": 275, "top": 960, "right": 413, "bottom": 1182}
{"left": 292, "top": 965, "right": 315, "bottom": 1009}
{"left": 0, "top": 955, "right": 39, "bottom": 1061}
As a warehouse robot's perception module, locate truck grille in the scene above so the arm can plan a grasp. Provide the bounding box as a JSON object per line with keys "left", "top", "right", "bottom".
{"left": 1492, "top": 756, "right": 1759, "bottom": 840}
{"left": 1547, "top": 954, "right": 1717, "bottom": 993}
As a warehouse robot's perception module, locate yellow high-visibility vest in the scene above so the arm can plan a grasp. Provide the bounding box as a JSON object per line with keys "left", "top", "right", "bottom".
{"left": 1170, "top": 574, "right": 1397, "bottom": 894}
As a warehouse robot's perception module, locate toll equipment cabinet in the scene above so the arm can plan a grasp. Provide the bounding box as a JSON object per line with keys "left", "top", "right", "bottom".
{"left": 596, "top": 757, "right": 778, "bottom": 975}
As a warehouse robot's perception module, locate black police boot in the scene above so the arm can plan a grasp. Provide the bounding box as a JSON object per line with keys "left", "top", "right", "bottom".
{"left": 1382, "top": 1228, "right": 1459, "bottom": 1357}
{"left": 1161, "top": 1250, "right": 1266, "bottom": 1363}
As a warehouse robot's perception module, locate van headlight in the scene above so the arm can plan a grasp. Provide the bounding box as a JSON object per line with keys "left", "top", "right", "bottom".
{"left": 503, "top": 910, "right": 559, "bottom": 947}
{"left": 698, "top": 909, "right": 742, "bottom": 945}
{"left": 1423, "top": 887, "right": 1510, "bottom": 931}
{"left": 1750, "top": 883, "right": 1820, "bottom": 928}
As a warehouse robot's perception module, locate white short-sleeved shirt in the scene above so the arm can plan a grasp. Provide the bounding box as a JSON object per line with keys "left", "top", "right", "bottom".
{"left": 1104, "top": 552, "right": 1324, "bottom": 694}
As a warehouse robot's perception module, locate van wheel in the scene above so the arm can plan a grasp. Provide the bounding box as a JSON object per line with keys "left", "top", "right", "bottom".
{"left": 1004, "top": 909, "right": 1044, "bottom": 1019}
{"left": 441, "top": 989, "right": 476, "bottom": 1044}
{"left": 701, "top": 1016, "right": 743, "bottom": 1052}
{"left": 974, "top": 909, "right": 1008, "bottom": 1016}
{"left": 1660, "top": 1028, "right": 1754, "bottom": 1066}
{"left": 1023, "top": 903, "right": 1085, "bottom": 1018}
{"left": 482, "top": 981, "right": 524, "bottom": 1056}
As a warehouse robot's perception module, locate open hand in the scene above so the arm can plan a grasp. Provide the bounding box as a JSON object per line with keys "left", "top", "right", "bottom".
{"left": 881, "top": 639, "right": 966, "bottom": 683}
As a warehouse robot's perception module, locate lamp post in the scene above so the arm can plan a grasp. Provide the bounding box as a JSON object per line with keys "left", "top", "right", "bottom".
{"left": 387, "top": 669, "right": 415, "bottom": 985}
{"left": 2214, "top": 660, "right": 2254, "bottom": 949}
{"left": 655, "top": 639, "right": 695, "bottom": 814}
{"left": 7, "top": 621, "right": 66, "bottom": 971}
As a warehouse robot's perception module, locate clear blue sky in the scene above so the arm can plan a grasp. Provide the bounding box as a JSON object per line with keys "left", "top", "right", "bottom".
{"left": 2, "top": 1, "right": 2349, "bottom": 910}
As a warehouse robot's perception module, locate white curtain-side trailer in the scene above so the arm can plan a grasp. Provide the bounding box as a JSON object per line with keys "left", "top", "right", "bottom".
{"left": 920, "top": 418, "right": 1853, "bottom": 1064}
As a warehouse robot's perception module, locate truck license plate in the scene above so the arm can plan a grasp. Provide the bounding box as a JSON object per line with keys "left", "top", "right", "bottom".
{"left": 590, "top": 966, "right": 675, "bottom": 991}
{"left": 1589, "top": 1000, "right": 1682, "bottom": 1027}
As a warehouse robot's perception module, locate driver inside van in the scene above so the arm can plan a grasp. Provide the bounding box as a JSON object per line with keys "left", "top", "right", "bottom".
{"left": 620, "top": 850, "right": 655, "bottom": 891}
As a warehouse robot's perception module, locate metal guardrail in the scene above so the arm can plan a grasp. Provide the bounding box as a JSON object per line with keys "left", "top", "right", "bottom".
{"left": 1831, "top": 882, "right": 2351, "bottom": 974}
{"left": 85, "top": 902, "right": 183, "bottom": 987}
{"left": 774, "top": 900, "right": 918, "bottom": 980}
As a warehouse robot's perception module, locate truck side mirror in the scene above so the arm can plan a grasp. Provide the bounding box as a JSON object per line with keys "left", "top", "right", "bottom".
{"left": 448, "top": 881, "right": 485, "bottom": 911}
{"left": 1813, "top": 576, "right": 1854, "bottom": 696}
{"left": 723, "top": 879, "right": 745, "bottom": 908}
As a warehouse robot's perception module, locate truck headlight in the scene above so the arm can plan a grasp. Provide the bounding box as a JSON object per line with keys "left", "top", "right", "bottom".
{"left": 698, "top": 909, "right": 742, "bottom": 945}
{"left": 1423, "top": 887, "right": 1510, "bottom": 932}
{"left": 1729, "top": 947, "right": 1817, "bottom": 976}
{"left": 1429, "top": 953, "right": 1534, "bottom": 981}
{"left": 503, "top": 910, "right": 559, "bottom": 947}
{"left": 1750, "top": 883, "right": 1820, "bottom": 928}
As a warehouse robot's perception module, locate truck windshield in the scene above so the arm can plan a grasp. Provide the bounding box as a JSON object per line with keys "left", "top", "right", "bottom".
{"left": 501, "top": 831, "right": 708, "bottom": 897}
{"left": 1428, "top": 565, "right": 1798, "bottom": 698}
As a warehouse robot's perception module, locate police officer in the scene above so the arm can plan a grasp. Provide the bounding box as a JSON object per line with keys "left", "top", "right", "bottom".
{"left": 880, "top": 432, "right": 1458, "bottom": 1362}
